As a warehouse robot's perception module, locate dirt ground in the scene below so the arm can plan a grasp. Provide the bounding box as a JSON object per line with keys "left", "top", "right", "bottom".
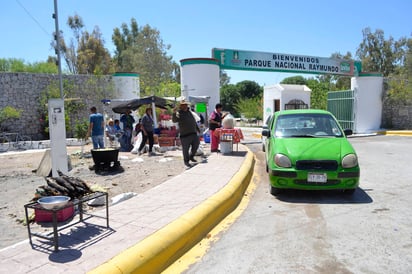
{"left": 0, "top": 143, "right": 206, "bottom": 249}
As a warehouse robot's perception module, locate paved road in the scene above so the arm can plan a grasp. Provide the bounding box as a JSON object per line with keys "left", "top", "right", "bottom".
{"left": 185, "top": 135, "right": 412, "bottom": 274}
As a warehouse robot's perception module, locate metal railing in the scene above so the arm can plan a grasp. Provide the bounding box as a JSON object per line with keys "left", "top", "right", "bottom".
{"left": 0, "top": 132, "right": 33, "bottom": 152}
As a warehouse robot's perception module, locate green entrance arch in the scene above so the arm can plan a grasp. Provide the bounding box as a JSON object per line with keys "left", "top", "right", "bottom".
{"left": 212, "top": 48, "right": 362, "bottom": 76}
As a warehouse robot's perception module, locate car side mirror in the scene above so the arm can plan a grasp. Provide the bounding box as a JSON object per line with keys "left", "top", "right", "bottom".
{"left": 344, "top": 129, "right": 353, "bottom": 136}
{"left": 262, "top": 129, "right": 271, "bottom": 137}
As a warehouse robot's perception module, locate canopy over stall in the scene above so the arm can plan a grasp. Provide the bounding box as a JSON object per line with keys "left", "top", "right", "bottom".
{"left": 111, "top": 95, "right": 175, "bottom": 114}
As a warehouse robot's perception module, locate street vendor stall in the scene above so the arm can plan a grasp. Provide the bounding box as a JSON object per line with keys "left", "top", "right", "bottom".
{"left": 213, "top": 128, "right": 244, "bottom": 153}
{"left": 112, "top": 96, "right": 178, "bottom": 149}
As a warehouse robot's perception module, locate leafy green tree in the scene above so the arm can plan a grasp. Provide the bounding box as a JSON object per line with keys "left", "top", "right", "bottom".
{"left": 235, "top": 80, "right": 263, "bottom": 98}
{"left": 54, "top": 14, "right": 114, "bottom": 75}
{"left": 316, "top": 52, "right": 353, "bottom": 90}
{"left": 306, "top": 78, "right": 329, "bottom": 110}
{"left": 235, "top": 97, "right": 263, "bottom": 122}
{"left": 157, "top": 81, "right": 181, "bottom": 98}
{"left": 281, "top": 75, "right": 307, "bottom": 85}
{"left": 74, "top": 119, "right": 89, "bottom": 156}
{"left": 401, "top": 37, "right": 412, "bottom": 77}
{"left": 356, "top": 28, "right": 407, "bottom": 77}
{"left": 220, "top": 84, "right": 240, "bottom": 116}
{"left": 220, "top": 80, "right": 262, "bottom": 116}
{"left": 112, "top": 18, "right": 178, "bottom": 95}
{"left": 0, "top": 58, "right": 58, "bottom": 73}
{"left": 386, "top": 78, "right": 412, "bottom": 105}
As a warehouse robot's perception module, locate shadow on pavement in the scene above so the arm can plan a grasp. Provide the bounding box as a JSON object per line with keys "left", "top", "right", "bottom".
{"left": 273, "top": 187, "right": 373, "bottom": 204}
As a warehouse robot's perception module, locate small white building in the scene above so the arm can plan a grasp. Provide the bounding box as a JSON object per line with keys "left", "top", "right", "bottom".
{"left": 263, "top": 84, "right": 312, "bottom": 123}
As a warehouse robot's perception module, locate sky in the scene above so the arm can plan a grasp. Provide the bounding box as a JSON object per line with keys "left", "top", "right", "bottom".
{"left": 1, "top": 0, "right": 411, "bottom": 86}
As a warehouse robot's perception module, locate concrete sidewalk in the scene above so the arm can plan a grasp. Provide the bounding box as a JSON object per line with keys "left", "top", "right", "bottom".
{"left": 0, "top": 144, "right": 254, "bottom": 273}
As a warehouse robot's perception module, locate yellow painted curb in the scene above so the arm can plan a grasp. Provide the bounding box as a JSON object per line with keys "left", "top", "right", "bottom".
{"left": 88, "top": 150, "right": 255, "bottom": 274}
{"left": 377, "top": 130, "right": 412, "bottom": 136}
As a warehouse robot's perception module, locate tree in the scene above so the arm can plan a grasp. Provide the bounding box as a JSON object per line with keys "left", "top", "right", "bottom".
{"left": 220, "top": 80, "right": 262, "bottom": 116}
{"left": 53, "top": 14, "right": 114, "bottom": 75}
{"left": 0, "top": 58, "right": 57, "bottom": 73}
{"left": 356, "top": 28, "right": 407, "bottom": 77}
{"left": 281, "top": 75, "right": 306, "bottom": 85}
{"left": 220, "top": 84, "right": 239, "bottom": 115}
{"left": 235, "top": 80, "right": 263, "bottom": 98}
{"left": 76, "top": 26, "right": 114, "bottom": 75}
{"left": 316, "top": 52, "right": 353, "bottom": 90}
{"left": 306, "top": 78, "right": 329, "bottom": 110}
{"left": 112, "top": 18, "right": 178, "bottom": 95}
{"left": 220, "top": 70, "right": 230, "bottom": 86}
{"left": 235, "top": 97, "right": 263, "bottom": 122}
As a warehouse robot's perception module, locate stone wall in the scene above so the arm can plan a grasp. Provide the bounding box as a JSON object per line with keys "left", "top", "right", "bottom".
{"left": 0, "top": 72, "right": 114, "bottom": 140}
{"left": 381, "top": 99, "right": 412, "bottom": 129}
{"left": 1, "top": 73, "right": 411, "bottom": 140}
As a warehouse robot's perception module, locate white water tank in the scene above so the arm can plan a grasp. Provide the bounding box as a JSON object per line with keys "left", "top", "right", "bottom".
{"left": 180, "top": 58, "right": 220, "bottom": 115}
{"left": 112, "top": 72, "right": 140, "bottom": 99}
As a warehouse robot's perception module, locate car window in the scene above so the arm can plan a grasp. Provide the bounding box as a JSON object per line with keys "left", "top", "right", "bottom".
{"left": 274, "top": 113, "right": 343, "bottom": 137}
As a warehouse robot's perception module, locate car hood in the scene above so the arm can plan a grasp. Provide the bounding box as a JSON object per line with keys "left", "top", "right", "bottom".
{"left": 274, "top": 137, "right": 354, "bottom": 161}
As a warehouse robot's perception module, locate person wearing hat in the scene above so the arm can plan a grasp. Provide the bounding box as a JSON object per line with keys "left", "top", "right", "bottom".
{"left": 172, "top": 100, "right": 200, "bottom": 168}
{"left": 105, "top": 118, "right": 120, "bottom": 147}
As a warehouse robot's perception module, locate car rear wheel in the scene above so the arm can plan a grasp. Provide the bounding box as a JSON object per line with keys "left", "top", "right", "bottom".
{"left": 270, "top": 185, "right": 281, "bottom": 196}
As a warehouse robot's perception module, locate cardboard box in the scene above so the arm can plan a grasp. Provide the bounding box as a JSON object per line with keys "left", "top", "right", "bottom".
{"left": 35, "top": 204, "right": 74, "bottom": 223}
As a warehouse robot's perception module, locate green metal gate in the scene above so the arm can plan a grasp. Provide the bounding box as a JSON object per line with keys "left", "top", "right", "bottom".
{"left": 327, "top": 90, "right": 355, "bottom": 130}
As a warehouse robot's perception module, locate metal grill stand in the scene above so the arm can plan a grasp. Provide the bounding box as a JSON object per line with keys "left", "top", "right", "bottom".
{"left": 24, "top": 192, "right": 109, "bottom": 252}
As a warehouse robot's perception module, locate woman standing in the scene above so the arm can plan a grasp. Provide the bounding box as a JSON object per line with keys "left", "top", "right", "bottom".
{"left": 208, "top": 103, "right": 227, "bottom": 153}
{"left": 137, "top": 107, "right": 155, "bottom": 156}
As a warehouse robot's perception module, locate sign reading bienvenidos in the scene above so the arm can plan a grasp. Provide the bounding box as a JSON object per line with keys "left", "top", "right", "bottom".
{"left": 212, "top": 48, "right": 356, "bottom": 76}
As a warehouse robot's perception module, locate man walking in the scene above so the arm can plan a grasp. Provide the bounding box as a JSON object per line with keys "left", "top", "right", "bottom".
{"left": 172, "top": 100, "right": 200, "bottom": 168}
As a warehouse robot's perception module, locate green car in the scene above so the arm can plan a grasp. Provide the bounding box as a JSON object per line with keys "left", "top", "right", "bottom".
{"left": 262, "top": 109, "right": 360, "bottom": 195}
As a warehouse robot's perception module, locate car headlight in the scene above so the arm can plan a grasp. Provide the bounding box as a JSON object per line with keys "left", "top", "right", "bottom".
{"left": 274, "top": 154, "right": 292, "bottom": 168}
{"left": 342, "top": 153, "right": 358, "bottom": 168}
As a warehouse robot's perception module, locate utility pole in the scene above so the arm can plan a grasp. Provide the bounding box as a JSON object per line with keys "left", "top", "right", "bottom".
{"left": 48, "top": 0, "right": 68, "bottom": 177}
{"left": 53, "top": 0, "right": 63, "bottom": 99}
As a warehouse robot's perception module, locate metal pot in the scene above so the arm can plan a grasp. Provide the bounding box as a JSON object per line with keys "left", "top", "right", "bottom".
{"left": 38, "top": 196, "right": 70, "bottom": 210}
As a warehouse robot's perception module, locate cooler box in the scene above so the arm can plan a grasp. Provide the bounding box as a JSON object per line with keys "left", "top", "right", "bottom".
{"left": 35, "top": 204, "right": 75, "bottom": 223}
{"left": 203, "top": 133, "right": 210, "bottom": 143}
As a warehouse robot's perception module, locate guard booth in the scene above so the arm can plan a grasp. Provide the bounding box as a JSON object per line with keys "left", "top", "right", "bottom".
{"left": 263, "top": 84, "right": 311, "bottom": 124}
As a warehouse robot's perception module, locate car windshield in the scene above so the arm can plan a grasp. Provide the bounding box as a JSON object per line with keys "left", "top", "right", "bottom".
{"left": 274, "top": 113, "right": 344, "bottom": 138}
